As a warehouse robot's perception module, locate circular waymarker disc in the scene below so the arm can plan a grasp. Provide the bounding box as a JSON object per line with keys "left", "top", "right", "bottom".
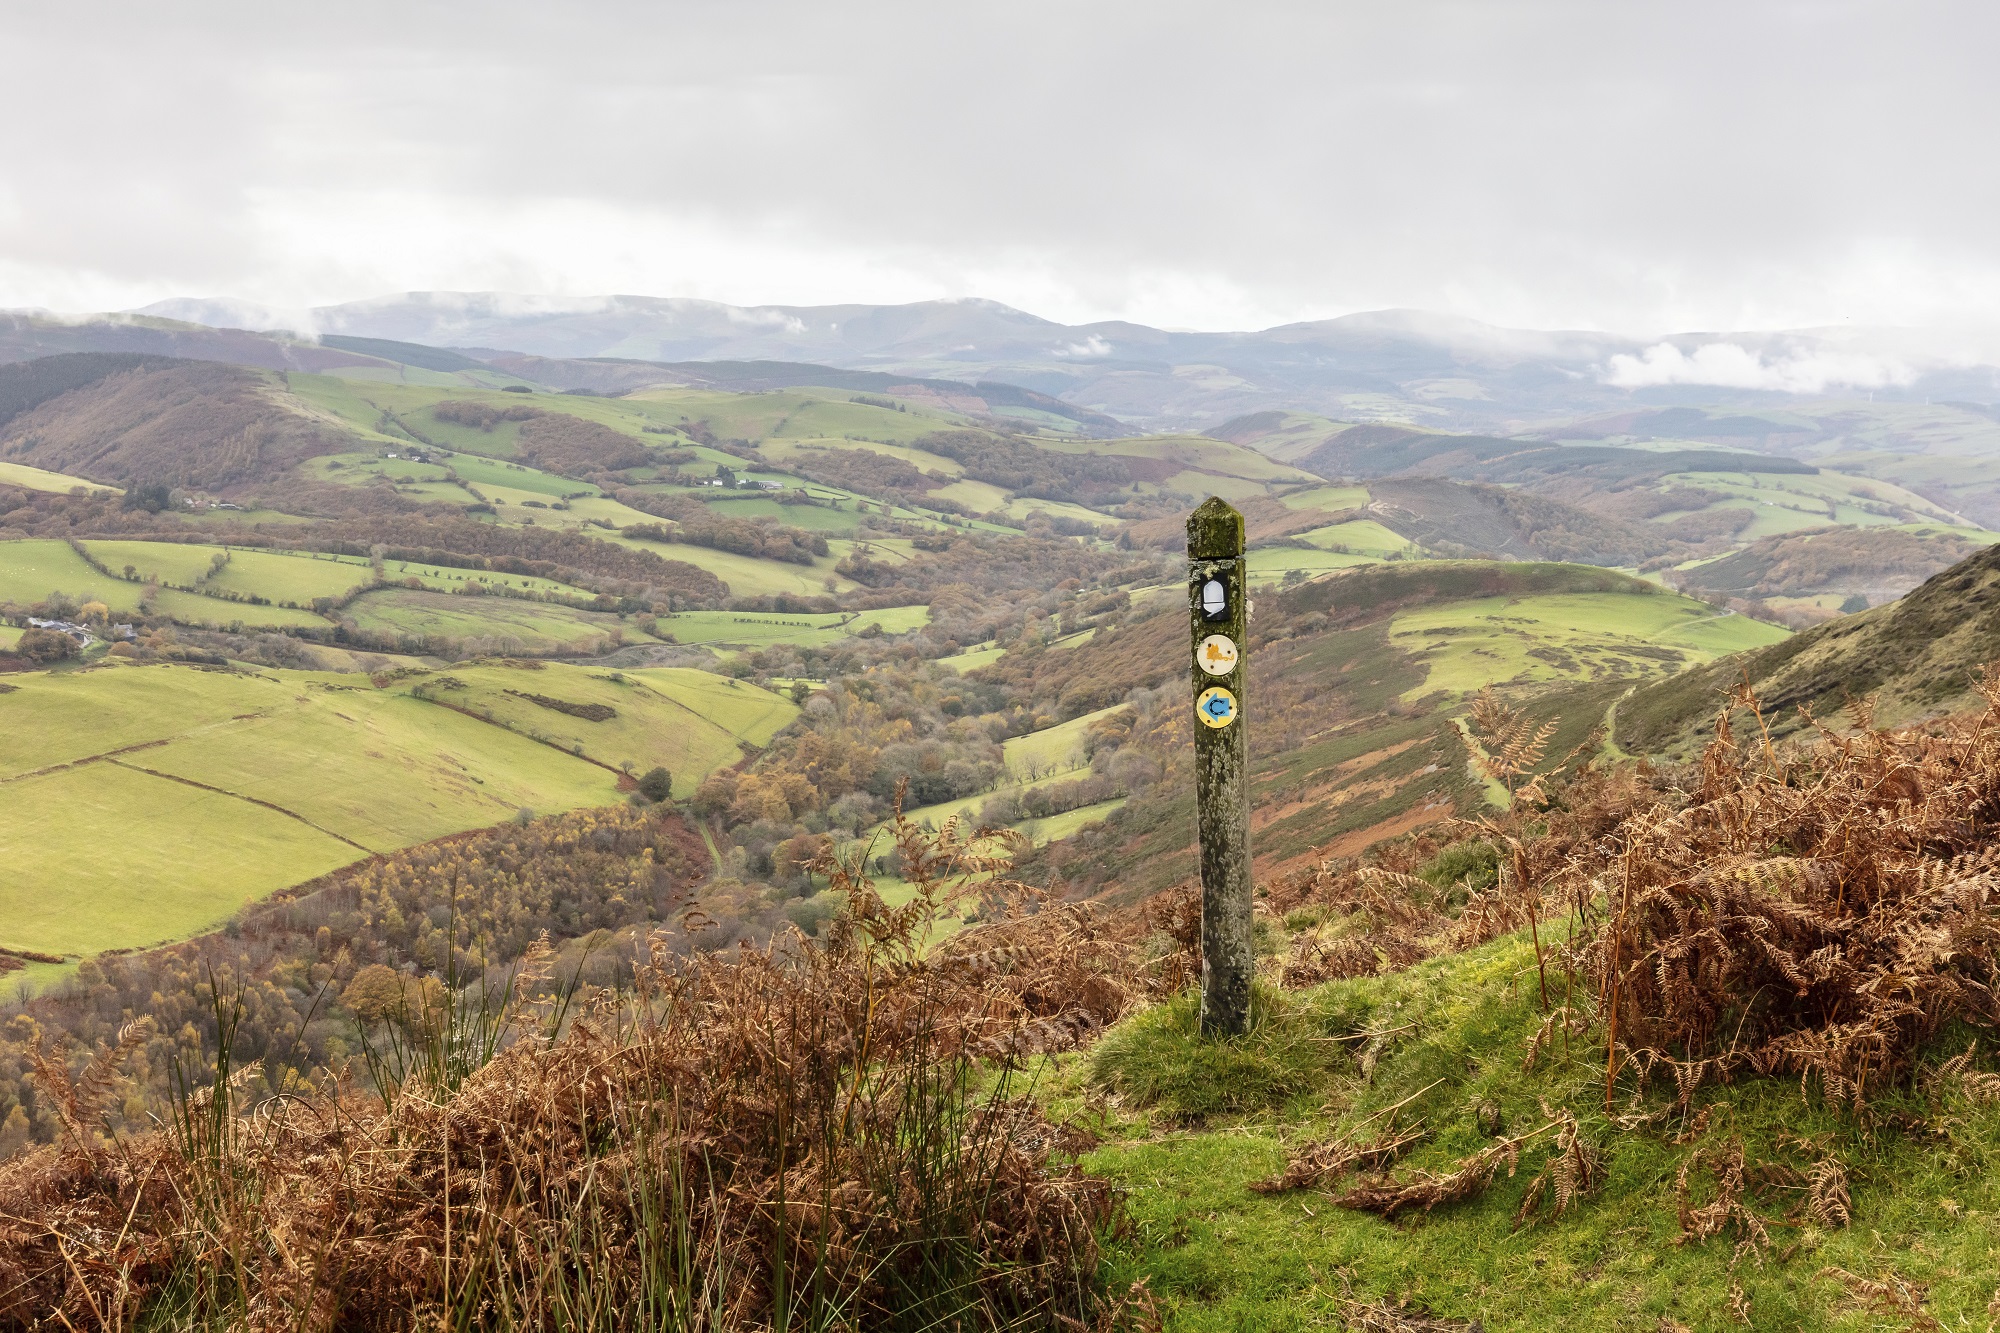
{"left": 1196, "top": 633, "right": 1239, "bottom": 676}
{"left": 1195, "top": 685, "right": 1238, "bottom": 729}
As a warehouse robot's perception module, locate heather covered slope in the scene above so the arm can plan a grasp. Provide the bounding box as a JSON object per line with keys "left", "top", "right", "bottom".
{"left": 0, "top": 356, "right": 360, "bottom": 493}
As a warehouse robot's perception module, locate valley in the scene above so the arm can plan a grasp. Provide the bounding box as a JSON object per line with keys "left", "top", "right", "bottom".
{"left": 4, "top": 323, "right": 2000, "bottom": 1331}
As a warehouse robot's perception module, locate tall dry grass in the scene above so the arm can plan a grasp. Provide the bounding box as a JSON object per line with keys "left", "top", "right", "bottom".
{"left": 0, "top": 815, "right": 1135, "bottom": 1331}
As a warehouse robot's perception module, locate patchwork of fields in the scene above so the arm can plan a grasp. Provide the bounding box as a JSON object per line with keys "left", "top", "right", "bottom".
{"left": 0, "top": 661, "right": 796, "bottom": 964}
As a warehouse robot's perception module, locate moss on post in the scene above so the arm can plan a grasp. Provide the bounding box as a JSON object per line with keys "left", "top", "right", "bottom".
{"left": 1186, "top": 496, "right": 1251, "bottom": 1037}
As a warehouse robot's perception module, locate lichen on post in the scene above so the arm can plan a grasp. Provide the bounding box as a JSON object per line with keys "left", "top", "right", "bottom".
{"left": 1186, "top": 496, "right": 1251, "bottom": 1037}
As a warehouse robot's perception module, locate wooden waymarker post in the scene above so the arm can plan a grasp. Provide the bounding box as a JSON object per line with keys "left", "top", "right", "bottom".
{"left": 1187, "top": 496, "right": 1251, "bottom": 1037}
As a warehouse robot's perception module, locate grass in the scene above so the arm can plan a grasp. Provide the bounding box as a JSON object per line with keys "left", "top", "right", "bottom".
{"left": 1062, "top": 925, "right": 2000, "bottom": 1330}
{"left": 342, "top": 588, "right": 629, "bottom": 650}
{"left": 612, "top": 531, "right": 854, "bottom": 598}
{"left": 417, "top": 663, "right": 797, "bottom": 796}
{"left": 135, "top": 687, "right": 614, "bottom": 851}
{"left": 0, "top": 540, "right": 333, "bottom": 629}
{"left": 654, "top": 605, "right": 929, "bottom": 650}
{"left": 1388, "top": 590, "right": 1789, "bottom": 697}
{"left": 0, "top": 658, "right": 792, "bottom": 969}
{"left": 1246, "top": 546, "right": 1380, "bottom": 584}
{"left": 0, "top": 539, "right": 140, "bottom": 610}
{"left": 1279, "top": 484, "right": 1372, "bottom": 512}
{"left": 940, "top": 642, "right": 1007, "bottom": 673}
{"left": 0, "top": 760, "right": 358, "bottom": 959}
{"left": 1292, "top": 519, "right": 1415, "bottom": 556}
{"left": 1654, "top": 468, "right": 1965, "bottom": 539}
{"left": 1016, "top": 796, "right": 1126, "bottom": 844}
{"left": 1002, "top": 703, "right": 1123, "bottom": 778}
{"left": 0, "top": 459, "right": 116, "bottom": 494}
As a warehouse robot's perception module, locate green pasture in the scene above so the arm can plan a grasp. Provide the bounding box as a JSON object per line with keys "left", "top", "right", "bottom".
{"left": 1003, "top": 703, "right": 1123, "bottom": 778}
{"left": 0, "top": 656, "right": 800, "bottom": 965}
{"left": 626, "top": 387, "right": 968, "bottom": 447}
{"left": 1655, "top": 468, "right": 1964, "bottom": 540}
{"left": 1166, "top": 471, "right": 1268, "bottom": 501}
{"left": 927, "top": 478, "right": 1011, "bottom": 512}
{"left": 0, "top": 459, "right": 115, "bottom": 494}
{"left": 138, "top": 687, "right": 614, "bottom": 851}
{"left": 213, "top": 550, "right": 379, "bottom": 605}
{"left": 613, "top": 531, "right": 853, "bottom": 598}
{"left": 83, "top": 539, "right": 228, "bottom": 587}
{"left": 0, "top": 540, "right": 331, "bottom": 628}
{"left": 421, "top": 663, "right": 797, "bottom": 794}
{"left": 0, "top": 539, "right": 139, "bottom": 610}
{"left": 1278, "top": 483, "right": 1371, "bottom": 513}
{"left": 0, "top": 664, "right": 266, "bottom": 778}
{"left": 0, "top": 625, "right": 20, "bottom": 649}
{"left": 446, "top": 453, "right": 592, "bottom": 497}
{"left": 654, "top": 605, "right": 929, "bottom": 650}
{"left": 1246, "top": 546, "right": 1380, "bottom": 584}
{"left": 343, "top": 589, "right": 628, "bottom": 650}
{"left": 1293, "top": 519, "right": 1414, "bottom": 555}
{"left": 622, "top": 667, "right": 798, "bottom": 748}
{"left": 0, "top": 761, "right": 358, "bottom": 960}
{"left": 1388, "top": 589, "right": 1790, "bottom": 697}
{"left": 697, "top": 494, "right": 872, "bottom": 534}
{"left": 304, "top": 453, "right": 464, "bottom": 502}
{"left": 1016, "top": 797, "right": 1125, "bottom": 845}
{"left": 939, "top": 642, "right": 1006, "bottom": 673}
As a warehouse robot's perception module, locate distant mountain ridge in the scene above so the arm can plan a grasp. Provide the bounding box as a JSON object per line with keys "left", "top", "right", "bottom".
{"left": 131, "top": 293, "right": 2000, "bottom": 433}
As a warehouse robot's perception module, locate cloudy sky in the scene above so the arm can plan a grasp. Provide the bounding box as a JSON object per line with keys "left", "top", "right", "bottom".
{"left": 2, "top": 1, "right": 1994, "bottom": 334}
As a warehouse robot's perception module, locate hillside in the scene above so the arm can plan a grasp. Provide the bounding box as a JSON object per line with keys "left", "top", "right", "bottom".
{"left": 1617, "top": 539, "right": 2000, "bottom": 754}
{"left": 1667, "top": 522, "right": 1994, "bottom": 623}
{"left": 0, "top": 357, "right": 360, "bottom": 494}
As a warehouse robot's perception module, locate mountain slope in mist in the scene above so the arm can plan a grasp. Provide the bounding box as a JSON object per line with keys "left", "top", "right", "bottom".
{"left": 138, "top": 293, "right": 2000, "bottom": 434}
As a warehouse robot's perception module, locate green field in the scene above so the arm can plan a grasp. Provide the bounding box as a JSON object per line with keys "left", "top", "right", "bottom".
{"left": 1278, "top": 483, "right": 1371, "bottom": 512}
{"left": 939, "top": 642, "right": 1006, "bottom": 673}
{"left": 0, "top": 657, "right": 796, "bottom": 965}
{"left": 417, "top": 663, "right": 797, "bottom": 795}
{"left": 1388, "top": 590, "right": 1791, "bottom": 696}
{"left": 614, "top": 532, "right": 854, "bottom": 598}
{"left": 343, "top": 588, "right": 631, "bottom": 650}
{"left": 654, "top": 606, "right": 928, "bottom": 650}
{"left": 136, "top": 689, "right": 613, "bottom": 851}
{"left": 0, "top": 540, "right": 333, "bottom": 628}
{"left": 0, "top": 540, "right": 139, "bottom": 610}
{"left": 0, "top": 459, "right": 115, "bottom": 494}
{"left": 1002, "top": 703, "right": 1122, "bottom": 778}
{"left": 1246, "top": 546, "right": 1381, "bottom": 584}
{"left": 0, "top": 761, "right": 359, "bottom": 959}
{"left": 1293, "top": 519, "right": 1415, "bottom": 555}
{"left": 1015, "top": 797, "right": 1125, "bottom": 845}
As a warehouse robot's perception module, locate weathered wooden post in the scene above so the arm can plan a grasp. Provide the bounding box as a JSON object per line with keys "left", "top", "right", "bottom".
{"left": 1187, "top": 496, "right": 1252, "bottom": 1036}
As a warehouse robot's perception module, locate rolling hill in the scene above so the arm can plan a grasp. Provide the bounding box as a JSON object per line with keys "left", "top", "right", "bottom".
{"left": 1617, "top": 539, "right": 2000, "bottom": 754}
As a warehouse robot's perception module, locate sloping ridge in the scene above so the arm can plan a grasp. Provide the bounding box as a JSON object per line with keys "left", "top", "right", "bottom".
{"left": 467, "top": 352, "right": 1130, "bottom": 436}
{"left": 0, "top": 356, "right": 359, "bottom": 491}
{"left": 1363, "top": 476, "right": 1682, "bottom": 566}
{"left": 1618, "top": 542, "right": 2000, "bottom": 754}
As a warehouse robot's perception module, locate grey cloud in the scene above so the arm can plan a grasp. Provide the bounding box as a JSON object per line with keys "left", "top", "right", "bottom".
{"left": 2, "top": 2, "right": 1997, "bottom": 331}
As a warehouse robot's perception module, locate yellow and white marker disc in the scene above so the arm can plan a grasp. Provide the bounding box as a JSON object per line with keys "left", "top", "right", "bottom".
{"left": 1196, "top": 633, "right": 1239, "bottom": 676}
{"left": 1195, "top": 686, "right": 1238, "bottom": 728}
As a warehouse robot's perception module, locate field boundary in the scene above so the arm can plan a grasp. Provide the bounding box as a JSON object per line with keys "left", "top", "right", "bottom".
{"left": 104, "top": 757, "right": 374, "bottom": 853}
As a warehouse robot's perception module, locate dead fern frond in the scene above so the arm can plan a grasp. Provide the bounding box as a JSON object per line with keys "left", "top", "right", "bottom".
{"left": 1818, "top": 1267, "right": 1945, "bottom": 1331}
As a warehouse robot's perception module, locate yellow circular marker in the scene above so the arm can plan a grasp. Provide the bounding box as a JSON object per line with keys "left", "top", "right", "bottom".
{"left": 1195, "top": 686, "right": 1238, "bottom": 728}
{"left": 1196, "top": 633, "right": 1239, "bottom": 676}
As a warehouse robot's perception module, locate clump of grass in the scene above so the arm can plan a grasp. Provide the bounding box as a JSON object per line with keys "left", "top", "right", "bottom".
{"left": 1089, "top": 984, "right": 1343, "bottom": 1122}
